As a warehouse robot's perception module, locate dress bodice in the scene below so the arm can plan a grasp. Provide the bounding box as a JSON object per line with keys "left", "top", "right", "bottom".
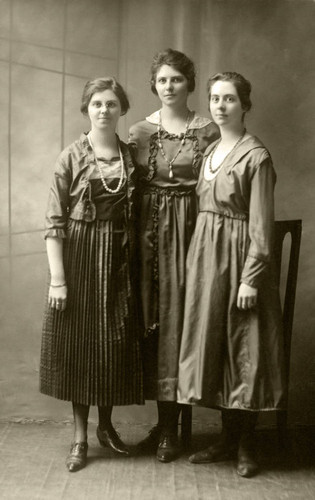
{"left": 128, "top": 111, "right": 220, "bottom": 189}
{"left": 89, "top": 157, "right": 127, "bottom": 221}
{"left": 197, "top": 136, "right": 275, "bottom": 220}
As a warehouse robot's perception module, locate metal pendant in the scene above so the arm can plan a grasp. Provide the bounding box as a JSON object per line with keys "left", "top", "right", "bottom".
{"left": 169, "top": 169, "right": 174, "bottom": 179}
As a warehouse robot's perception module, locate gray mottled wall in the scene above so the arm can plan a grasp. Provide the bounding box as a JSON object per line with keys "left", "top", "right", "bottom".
{"left": 0, "top": 0, "right": 314, "bottom": 426}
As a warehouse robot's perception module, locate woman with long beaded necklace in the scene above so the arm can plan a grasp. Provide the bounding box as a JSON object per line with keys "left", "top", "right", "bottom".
{"left": 40, "top": 77, "right": 143, "bottom": 472}
{"left": 178, "top": 72, "right": 286, "bottom": 478}
{"left": 128, "top": 49, "right": 219, "bottom": 463}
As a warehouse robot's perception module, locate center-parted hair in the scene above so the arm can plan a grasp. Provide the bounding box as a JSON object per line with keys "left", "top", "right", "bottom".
{"left": 80, "top": 77, "right": 130, "bottom": 116}
{"left": 207, "top": 72, "right": 252, "bottom": 112}
{"left": 150, "top": 48, "right": 196, "bottom": 94}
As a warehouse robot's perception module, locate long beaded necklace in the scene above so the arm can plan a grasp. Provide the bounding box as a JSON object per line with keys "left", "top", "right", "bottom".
{"left": 88, "top": 132, "right": 125, "bottom": 194}
{"left": 157, "top": 110, "right": 191, "bottom": 179}
{"left": 208, "top": 128, "right": 246, "bottom": 175}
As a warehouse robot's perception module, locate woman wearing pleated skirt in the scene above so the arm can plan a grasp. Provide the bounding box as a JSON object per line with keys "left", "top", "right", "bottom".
{"left": 40, "top": 77, "right": 143, "bottom": 472}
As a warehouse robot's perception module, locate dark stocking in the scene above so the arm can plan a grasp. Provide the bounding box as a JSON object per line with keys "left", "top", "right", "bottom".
{"left": 72, "top": 403, "right": 90, "bottom": 443}
{"left": 221, "top": 409, "right": 244, "bottom": 454}
{"left": 157, "top": 401, "right": 181, "bottom": 435}
{"left": 98, "top": 406, "right": 114, "bottom": 431}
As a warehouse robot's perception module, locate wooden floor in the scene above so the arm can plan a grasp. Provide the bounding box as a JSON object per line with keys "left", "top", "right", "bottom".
{"left": 0, "top": 421, "right": 314, "bottom": 500}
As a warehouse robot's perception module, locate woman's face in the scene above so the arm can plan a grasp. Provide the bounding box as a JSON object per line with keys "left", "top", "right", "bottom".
{"left": 155, "top": 64, "right": 189, "bottom": 108}
{"left": 209, "top": 80, "right": 244, "bottom": 129}
{"left": 88, "top": 89, "right": 122, "bottom": 131}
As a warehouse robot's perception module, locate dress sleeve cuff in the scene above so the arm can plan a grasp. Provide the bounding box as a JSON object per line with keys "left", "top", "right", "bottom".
{"left": 44, "top": 228, "right": 67, "bottom": 240}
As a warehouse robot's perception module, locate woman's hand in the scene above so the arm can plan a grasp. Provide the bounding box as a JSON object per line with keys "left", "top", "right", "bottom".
{"left": 237, "top": 283, "right": 258, "bottom": 310}
{"left": 49, "top": 284, "right": 68, "bottom": 311}
{"left": 46, "top": 237, "right": 67, "bottom": 311}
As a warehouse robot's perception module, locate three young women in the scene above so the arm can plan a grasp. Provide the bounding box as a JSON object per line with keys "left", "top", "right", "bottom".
{"left": 40, "top": 58, "right": 283, "bottom": 479}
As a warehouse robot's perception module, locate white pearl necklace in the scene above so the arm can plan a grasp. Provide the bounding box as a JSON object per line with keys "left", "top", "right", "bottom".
{"left": 88, "top": 133, "right": 125, "bottom": 194}
{"left": 157, "top": 110, "right": 191, "bottom": 179}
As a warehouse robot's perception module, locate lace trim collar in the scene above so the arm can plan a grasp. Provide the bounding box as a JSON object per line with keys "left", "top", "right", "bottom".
{"left": 145, "top": 110, "right": 213, "bottom": 129}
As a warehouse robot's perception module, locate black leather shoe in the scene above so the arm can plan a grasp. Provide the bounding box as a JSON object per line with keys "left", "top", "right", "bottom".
{"left": 189, "top": 442, "right": 230, "bottom": 464}
{"left": 97, "top": 426, "right": 130, "bottom": 456}
{"left": 156, "top": 433, "right": 180, "bottom": 463}
{"left": 136, "top": 425, "right": 161, "bottom": 453}
{"left": 236, "top": 436, "right": 259, "bottom": 478}
{"left": 66, "top": 442, "right": 88, "bottom": 472}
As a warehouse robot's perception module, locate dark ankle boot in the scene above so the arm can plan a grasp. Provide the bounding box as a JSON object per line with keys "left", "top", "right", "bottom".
{"left": 189, "top": 410, "right": 241, "bottom": 464}
{"left": 97, "top": 426, "right": 130, "bottom": 456}
{"left": 156, "top": 432, "right": 180, "bottom": 463}
{"left": 236, "top": 413, "right": 259, "bottom": 478}
{"left": 66, "top": 442, "right": 88, "bottom": 472}
{"left": 189, "top": 439, "right": 230, "bottom": 464}
{"left": 136, "top": 424, "right": 162, "bottom": 453}
{"left": 156, "top": 402, "right": 181, "bottom": 463}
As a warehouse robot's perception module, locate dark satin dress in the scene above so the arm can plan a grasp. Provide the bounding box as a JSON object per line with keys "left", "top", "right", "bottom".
{"left": 129, "top": 111, "right": 220, "bottom": 400}
{"left": 177, "top": 136, "right": 286, "bottom": 411}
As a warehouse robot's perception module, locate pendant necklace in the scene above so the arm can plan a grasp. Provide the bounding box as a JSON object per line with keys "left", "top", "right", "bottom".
{"left": 157, "top": 110, "right": 191, "bottom": 179}
{"left": 88, "top": 132, "right": 125, "bottom": 194}
{"left": 208, "top": 128, "right": 246, "bottom": 175}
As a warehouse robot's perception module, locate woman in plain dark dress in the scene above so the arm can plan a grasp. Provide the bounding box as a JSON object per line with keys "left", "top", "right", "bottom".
{"left": 128, "top": 49, "right": 219, "bottom": 462}
{"left": 177, "top": 72, "right": 286, "bottom": 477}
{"left": 40, "top": 77, "right": 143, "bottom": 472}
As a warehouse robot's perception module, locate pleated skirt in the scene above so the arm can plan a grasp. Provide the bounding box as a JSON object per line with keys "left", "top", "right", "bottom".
{"left": 40, "top": 218, "right": 143, "bottom": 406}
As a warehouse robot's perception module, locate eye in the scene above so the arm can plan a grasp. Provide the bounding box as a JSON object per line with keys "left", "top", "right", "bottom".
{"left": 157, "top": 78, "right": 166, "bottom": 84}
{"left": 106, "top": 101, "right": 117, "bottom": 108}
{"left": 211, "top": 96, "right": 219, "bottom": 103}
{"left": 226, "top": 96, "right": 236, "bottom": 103}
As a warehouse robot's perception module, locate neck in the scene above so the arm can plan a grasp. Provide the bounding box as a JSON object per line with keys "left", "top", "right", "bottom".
{"left": 219, "top": 124, "right": 246, "bottom": 144}
{"left": 89, "top": 128, "right": 117, "bottom": 148}
{"left": 160, "top": 104, "right": 190, "bottom": 121}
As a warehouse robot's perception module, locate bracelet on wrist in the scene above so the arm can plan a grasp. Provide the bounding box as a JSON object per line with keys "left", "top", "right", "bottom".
{"left": 50, "top": 283, "right": 67, "bottom": 288}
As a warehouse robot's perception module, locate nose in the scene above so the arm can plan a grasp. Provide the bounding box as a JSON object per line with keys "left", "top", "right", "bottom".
{"left": 218, "top": 99, "right": 225, "bottom": 109}
{"left": 217, "top": 99, "right": 225, "bottom": 111}
{"left": 166, "top": 79, "right": 173, "bottom": 90}
{"left": 100, "top": 103, "right": 108, "bottom": 113}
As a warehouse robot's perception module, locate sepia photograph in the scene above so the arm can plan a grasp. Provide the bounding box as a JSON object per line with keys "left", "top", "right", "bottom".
{"left": 0, "top": 0, "right": 314, "bottom": 498}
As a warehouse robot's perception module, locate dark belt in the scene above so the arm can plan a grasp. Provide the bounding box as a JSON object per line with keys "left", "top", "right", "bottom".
{"left": 199, "top": 209, "right": 248, "bottom": 221}
{"left": 141, "top": 186, "right": 194, "bottom": 197}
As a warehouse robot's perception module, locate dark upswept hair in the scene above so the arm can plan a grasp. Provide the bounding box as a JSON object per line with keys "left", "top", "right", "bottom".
{"left": 207, "top": 72, "right": 252, "bottom": 112}
{"left": 80, "top": 77, "right": 130, "bottom": 116}
{"left": 150, "top": 48, "right": 196, "bottom": 94}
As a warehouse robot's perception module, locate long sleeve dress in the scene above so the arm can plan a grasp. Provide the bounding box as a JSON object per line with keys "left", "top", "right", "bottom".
{"left": 128, "top": 111, "right": 220, "bottom": 401}
{"left": 40, "top": 133, "right": 143, "bottom": 407}
{"left": 177, "top": 136, "right": 286, "bottom": 411}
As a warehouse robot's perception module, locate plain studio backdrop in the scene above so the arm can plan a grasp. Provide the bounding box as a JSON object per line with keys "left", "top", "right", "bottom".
{"left": 0, "top": 0, "right": 314, "bottom": 430}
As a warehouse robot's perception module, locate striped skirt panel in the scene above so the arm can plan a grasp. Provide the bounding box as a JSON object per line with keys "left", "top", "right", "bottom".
{"left": 40, "top": 219, "right": 143, "bottom": 406}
